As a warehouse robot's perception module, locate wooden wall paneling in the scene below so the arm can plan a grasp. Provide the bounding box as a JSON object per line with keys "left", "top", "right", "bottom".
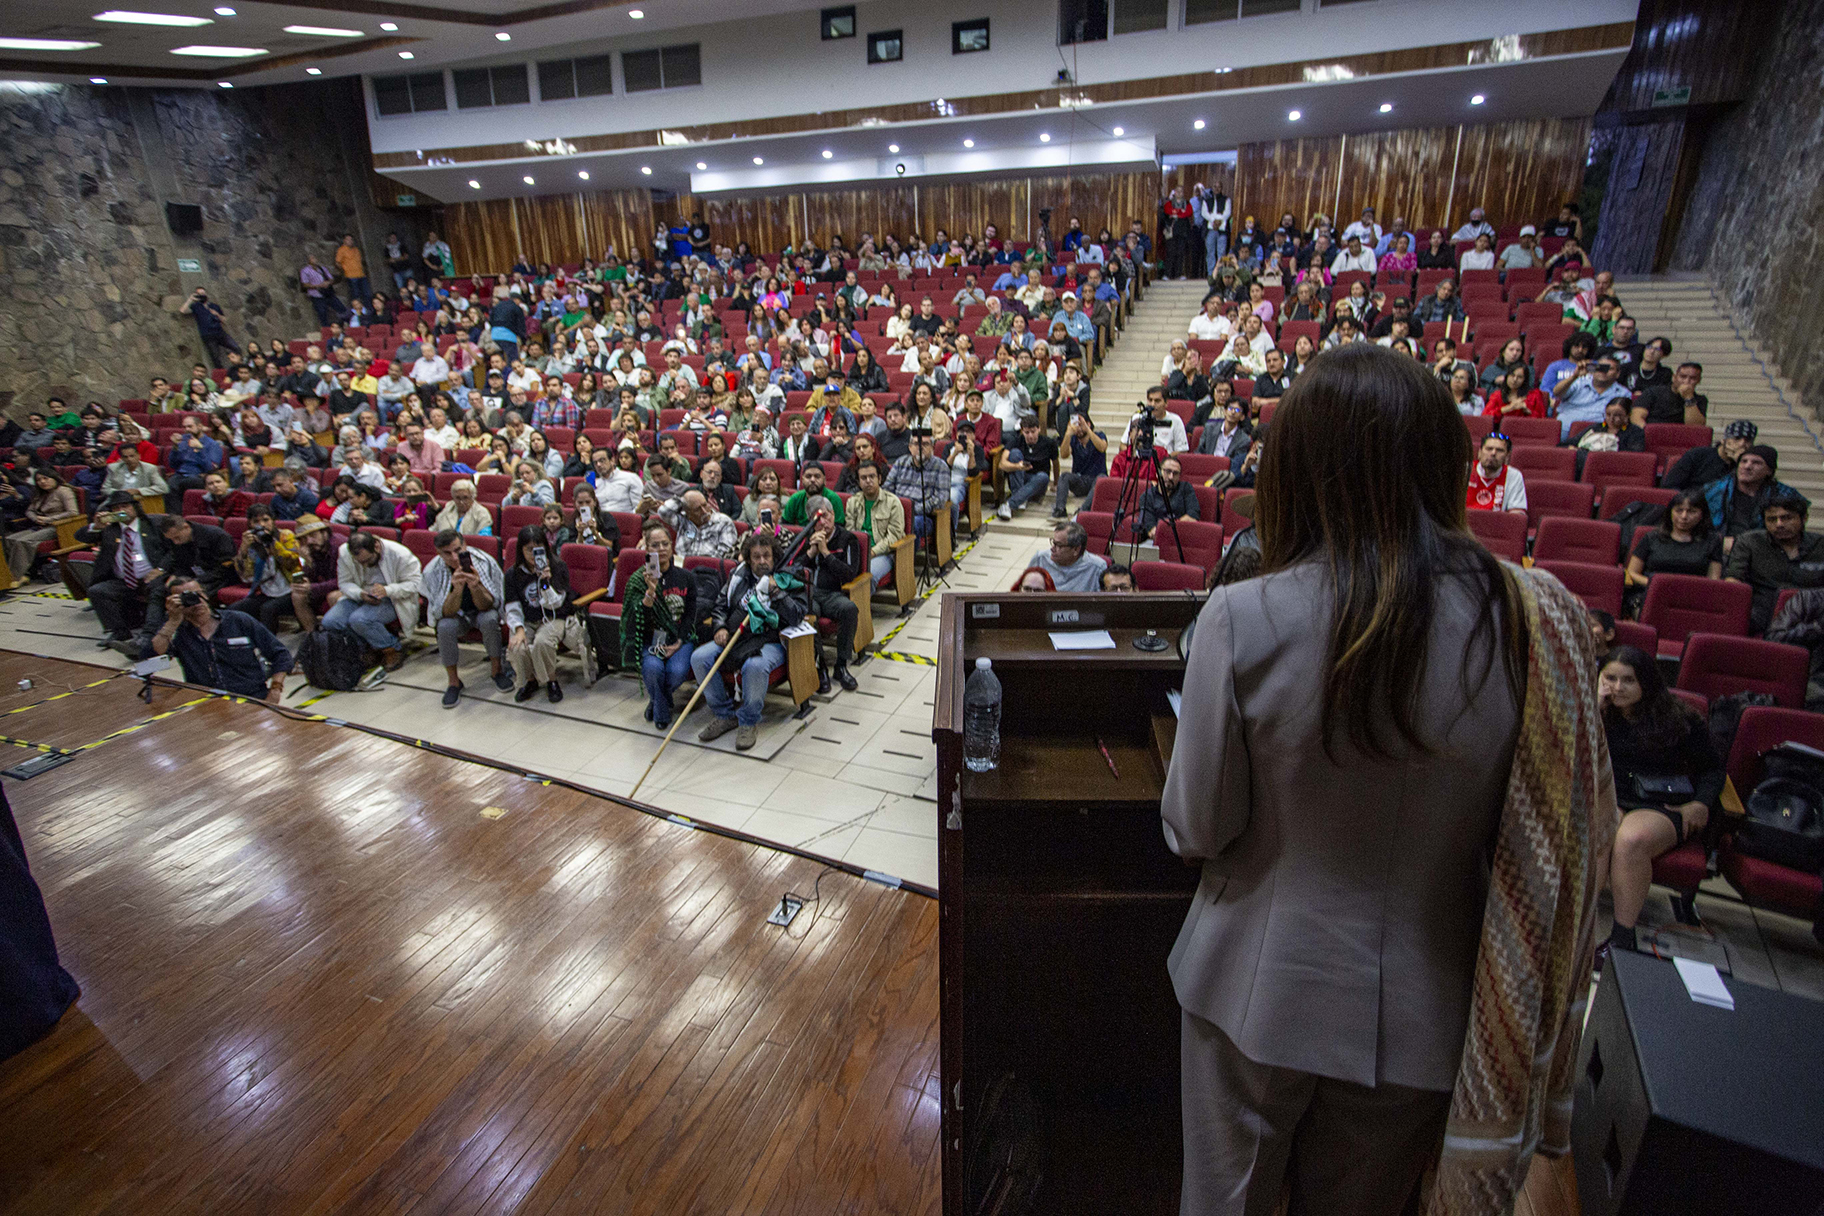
{"left": 1335, "top": 125, "right": 1458, "bottom": 229}
{"left": 1450, "top": 117, "right": 1593, "bottom": 232}
{"left": 1234, "top": 135, "right": 1344, "bottom": 232}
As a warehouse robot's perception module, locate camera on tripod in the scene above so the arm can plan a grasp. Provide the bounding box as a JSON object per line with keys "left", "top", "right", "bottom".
{"left": 1129, "top": 403, "right": 1157, "bottom": 451}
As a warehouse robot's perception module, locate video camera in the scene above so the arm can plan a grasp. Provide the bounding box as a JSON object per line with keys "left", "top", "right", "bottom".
{"left": 1129, "top": 403, "right": 1157, "bottom": 451}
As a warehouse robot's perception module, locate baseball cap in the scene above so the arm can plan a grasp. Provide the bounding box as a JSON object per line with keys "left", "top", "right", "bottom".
{"left": 1724, "top": 420, "right": 1759, "bottom": 442}
{"left": 1519, "top": 225, "right": 1537, "bottom": 236}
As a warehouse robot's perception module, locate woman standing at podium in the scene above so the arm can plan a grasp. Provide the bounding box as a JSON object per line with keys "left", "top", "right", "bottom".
{"left": 1164, "top": 344, "right": 1614, "bottom": 1216}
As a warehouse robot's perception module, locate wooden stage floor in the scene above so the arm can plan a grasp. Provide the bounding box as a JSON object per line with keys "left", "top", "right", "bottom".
{"left": 0, "top": 653, "right": 942, "bottom": 1215}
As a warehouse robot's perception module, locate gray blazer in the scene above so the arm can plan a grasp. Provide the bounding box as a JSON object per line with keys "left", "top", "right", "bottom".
{"left": 1162, "top": 559, "right": 1521, "bottom": 1091}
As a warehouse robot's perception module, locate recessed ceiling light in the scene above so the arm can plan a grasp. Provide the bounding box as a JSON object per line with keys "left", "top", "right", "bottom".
{"left": 94, "top": 10, "right": 213, "bottom": 26}
{"left": 304, "top": 66, "right": 321, "bottom": 74}
{"left": 695, "top": 161, "right": 707, "bottom": 170}
{"left": 628, "top": 7, "right": 644, "bottom": 15}
{"left": 283, "top": 25, "right": 362, "bottom": 36}
{"left": 1379, "top": 102, "right": 1392, "bottom": 113}
{"left": 1039, "top": 132, "right": 1050, "bottom": 142}
{"left": 639, "top": 165, "right": 651, "bottom": 175}
{"left": 397, "top": 50, "right": 413, "bottom": 58}
{"left": 90, "top": 76, "right": 108, "bottom": 83}
{"left": 963, "top": 138, "right": 974, "bottom": 147}
{"left": 213, "top": 5, "right": 234, "bottom": 12}
{"left": 522, "top": 175, "right": 534, "bottom": 184}
{"left": 378, "top": 21, "right": 397, "bottom": 30}
{"left": 494, "top": 31, "right": 510, "bottom": 40}
{"left": 821, "top": 149, "right": 833, "bottom": 158}
{"left": 1470, "top": 94, "right": 1485, "bottom": 105}
{"left": 578, "top": 170, "right": 590, "bottom": 179}
{"left": 468, "top": 179, "right": 480, "bottom": 188}
{"left": 216, "top": 80, "right": 232, "bottom": 87}
{"left": 752, "top": 156, "right": 763, "bottom": 165}
{"left": 1287, "top": 109, "right": 1301, "bottom": 121}
{"left": 0, "top": 37, "right": 102, "bottom": 50}
{"left": 1193, "top": 119, "right": 1207, "bottom": 130}
{"left": 1111, "top": 126, "right": 1124, "bottom": 136}
{"left": 170, "top": 44, "right": 266, "bottom": 56}
{"left": 887, "top": 143, "right": 899, "bottom": 153}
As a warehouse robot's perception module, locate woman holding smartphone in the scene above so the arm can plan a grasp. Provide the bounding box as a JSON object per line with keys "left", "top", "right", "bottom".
{"left": 620, "top": 517, "right": 696, "bottom": 728}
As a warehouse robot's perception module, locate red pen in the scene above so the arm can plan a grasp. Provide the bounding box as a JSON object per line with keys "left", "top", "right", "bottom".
{"left": 1096, "top": 737, "right": 1120, "bottom": 779}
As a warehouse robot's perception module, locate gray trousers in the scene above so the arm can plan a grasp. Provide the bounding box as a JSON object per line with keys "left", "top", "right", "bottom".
{"left": 1180, "top": 1010, "right": 1450, "bottom": 1216}
{"left": 436, "top": 609, "right": 502, "bottom": 667}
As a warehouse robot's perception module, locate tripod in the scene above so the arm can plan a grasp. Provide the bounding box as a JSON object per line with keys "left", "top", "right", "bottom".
{"left": 1109, "top": 409, "right": 1159, "bottom": 561}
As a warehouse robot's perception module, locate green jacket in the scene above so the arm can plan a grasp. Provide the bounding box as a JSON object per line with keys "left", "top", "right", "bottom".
{"left": 782, "top": 486, "right": 843, "bottom": 527}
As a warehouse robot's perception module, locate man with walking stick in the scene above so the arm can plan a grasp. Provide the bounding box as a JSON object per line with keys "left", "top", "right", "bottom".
{"left": 688, "top": 531, "right": 806, "bottom": 751}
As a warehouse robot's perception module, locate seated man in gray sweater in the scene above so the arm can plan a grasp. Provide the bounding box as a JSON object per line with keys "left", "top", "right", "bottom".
{"left": 1028, "top": 519, "right": 1108, "bottom": 592}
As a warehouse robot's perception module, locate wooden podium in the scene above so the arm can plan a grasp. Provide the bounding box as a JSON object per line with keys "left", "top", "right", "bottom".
{"left": 932, "top": 591, "right": 1205, "bottom": 1216}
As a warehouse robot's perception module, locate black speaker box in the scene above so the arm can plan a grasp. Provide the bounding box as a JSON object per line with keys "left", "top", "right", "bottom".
{"left": 165, "top": 202, "right": 204, "bottom": 236}
{"left": 1571, "top": 949, "right": 1824, "bottom": 1215}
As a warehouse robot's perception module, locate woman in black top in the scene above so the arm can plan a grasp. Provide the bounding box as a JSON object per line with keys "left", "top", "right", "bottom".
{"left": 621, "top": 518, "right": 697, "bottom": 728}
{"left": 1166, "top": 348, "right": 1212, "bottom": 405}
{"left": 1415, "top": 230, "right": 1455, "bottom": 270}
{"left": 846, "top": 347, "right": 891, "bottom": 395}
{"left": 567, "top": 483, "right": 621, "bottom": 558}
{"left": 1624, "top": 488, "right": 1722, "bottom": 616}
{"left": 698, "top": 431, "right": 745, "bottom": 486}
{"left": 1599, "top": 645, "right": 1725, "bottom": 955}
{"left": 503, "top": 523, "right": 586, "bottom": 703}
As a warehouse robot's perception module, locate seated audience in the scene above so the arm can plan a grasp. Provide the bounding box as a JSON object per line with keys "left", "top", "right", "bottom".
{"left": 846, "top": 461, "right": 905, "bottom": 584}
{"left": 1029, "top": 520, "right": 1107, "bottom": 592}
{"left": 1136, "top": 456, "right": 1198, "bottom": 539}
{"left": 690, "top": 531, "right": 805, "bottom": 751}
{"left": 1099, "top": 564, "right": 1136, "bottom": 592}
{"left": 798, "top": 500, "right": 863, "bottom": 692}
{"left": 323, "top": 529, "right": 422, "bottom": 671}
{"left": 1598, "top": 646, "right": 1723, "bottom": 958}
{"left": 1466, "top": 434, "right": 1526, "bottom": 514}
{"left": 621, "top": 518, "right": 696, "bottom": 727}
{"left": 1724, "top": 489, "right": 1824, "bottom": 633}
{"left": 1549, "top": 354, "right": 1631, "bottom": 440}
{"left": 503, "top": 524, "right": 589, "bottom": 703}
{"left": 1707, "top": 444, "right": 1795, "bottom": 548}
{"left": 659, "top": 488, "right": 738, "bottom": 559}
{"left": 1632, "top": 362, "right": 1707, "bottom": 428}
{"left": 1013, "top": 567, "right": 1056, "bottom": 592}
{"left": 995, "top": 417, "right": 1058, "bottom": 521}
{"left": 1623, "top": 489, "right": 1722, "bottom": 617}
{"left": 2, "top": 471, "right": 78, "bottom": 581}
{"left": 1664, "top": 419, "right": 1754, "bottom": 491}
{"left": 420, "top": 528, "right": 515, "bottom": 707}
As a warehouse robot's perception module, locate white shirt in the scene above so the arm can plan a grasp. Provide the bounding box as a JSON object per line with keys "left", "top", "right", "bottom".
{"left": 595, "top": 468, "right": 645, "bottom": 513}
{"left": 425, "top": 423, "right": 461, "bottom": 449}
{"left": 1452, "top": 221, "right": 1496, "bottom": 243}
{"left": 1247, "top": 329, "right": 1276, "bottom": 357}
{"left": 1123, "top": 412, "right": 1188, "bottom": 453}
{"left": 507, "top": 368, "right": 541, "bottom": 394}
{"left": 1459, "top": 249, "right": 1496, "bottom": 271}
{"left": 1188, "top": 311, "right": 1234, "bottom": 342}
{"left": 339, "top": 461, "right": 387, "bottom": 490}
{"left": 410, "top": 354, "right": 450, "bottom": 385}
{"left": 1331, "top": 247, "right": 1378, "bottom": 274}
{"left": 1341, "top": 221, "right": 1382, "bottom": 246}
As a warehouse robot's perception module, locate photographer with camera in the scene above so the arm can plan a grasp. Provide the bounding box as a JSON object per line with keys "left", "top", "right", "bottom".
{"left": 178, "top": 287, "right": 240, "bottom": 369}
{"left": 150, "top": 577, "right": 292, "bottom": 703}
{"left": 1123, "top": 386, "right": 1189, "bottom": 454}
{"left": 420, "top": 529, "right": 514, "bottom": 708}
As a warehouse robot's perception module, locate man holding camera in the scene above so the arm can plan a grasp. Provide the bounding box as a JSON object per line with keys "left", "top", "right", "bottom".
{"left": 151, "top": 577, "right": 292, "bottom": 703}
{"left": 178, "top": 287, "right": 239, "bottom": 369}
{"left": 799, "top": 500, "right": 863, "bottom": 693}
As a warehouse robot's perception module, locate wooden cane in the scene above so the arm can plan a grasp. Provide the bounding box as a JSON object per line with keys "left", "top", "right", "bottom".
{"left": 629, "top": 619, "right": 749, "bottom": 799}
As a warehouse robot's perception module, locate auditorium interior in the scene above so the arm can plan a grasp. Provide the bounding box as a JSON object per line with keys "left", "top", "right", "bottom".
{"left": 1, "top": 0, "right": 1821, "bottom": 1212}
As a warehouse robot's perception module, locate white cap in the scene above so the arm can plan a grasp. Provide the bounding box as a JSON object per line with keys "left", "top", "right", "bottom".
{"left": 1519, "top": 224, "right": 1537, "bottom": 236}
{"left": 975, "top": 657, "right": 992, "bottom": 671}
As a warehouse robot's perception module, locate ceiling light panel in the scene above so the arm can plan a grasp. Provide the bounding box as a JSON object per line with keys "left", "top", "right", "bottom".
{"left": 283, "top": 25, "right": 363, "bottom": 36}
{"left": 170, "top": 44, "right": 267, "bottom": 56}
{"left": 0, "top": 37, "right": 102, "bottom": 50}
{"left": 93, "top": 10, "right": 213, "bottom": 25}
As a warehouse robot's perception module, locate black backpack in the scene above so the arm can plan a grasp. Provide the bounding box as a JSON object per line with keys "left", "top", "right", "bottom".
{"left": 1740, "top": 742, "right": 1824, "bottom": 872}
{"left": 1606, "top": 498, "right": 1667, "bottom": 560}
{"left": 298, "top": 629, "right": 370, "bottom": 692}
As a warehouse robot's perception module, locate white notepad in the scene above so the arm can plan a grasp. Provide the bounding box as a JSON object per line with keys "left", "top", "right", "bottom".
{"left": 1049, "top": 630, "right": 1116, "bottom": 650}
{"left": 1673, "top": 956, "right": 1735, "bottom": 1011}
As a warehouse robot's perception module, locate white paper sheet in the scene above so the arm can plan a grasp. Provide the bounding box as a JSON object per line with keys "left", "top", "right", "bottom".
{"left": 1049, "top": 630, "right": 1116, "bottom": 651}
{"left": 1673, "top": 956, "right": 1735, "bottom": 1011}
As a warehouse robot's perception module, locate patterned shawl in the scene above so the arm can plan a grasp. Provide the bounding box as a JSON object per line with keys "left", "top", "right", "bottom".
{"left": 1429, "top": 566, "right": 1619, "bottom": 1215}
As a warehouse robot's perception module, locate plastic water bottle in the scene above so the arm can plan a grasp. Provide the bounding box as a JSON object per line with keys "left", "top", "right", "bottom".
{"left": 963, "top": 657, "right": 1002, "bottom": 773}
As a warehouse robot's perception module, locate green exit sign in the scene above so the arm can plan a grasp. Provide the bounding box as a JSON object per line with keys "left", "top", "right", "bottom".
{"left": 1651, "top": 85, "right": 1692, "bottom": 107}
{"left": 395, "top": 193, "right": 417, "bottom": 207}
{"left": 176, "top": 258, "right": 201, "bottom": 272}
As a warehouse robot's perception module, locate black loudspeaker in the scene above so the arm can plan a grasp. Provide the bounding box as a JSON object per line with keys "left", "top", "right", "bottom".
{"left": 165, "top": 202, "right": 203, "bottom": 236}
{"left": 1571, "top": 949, "right": 1824, "bottom": 1215}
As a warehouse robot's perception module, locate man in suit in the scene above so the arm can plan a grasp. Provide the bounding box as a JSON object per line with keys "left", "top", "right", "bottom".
{"left": 77, "top": 493, "right": 178, "bottom": 656}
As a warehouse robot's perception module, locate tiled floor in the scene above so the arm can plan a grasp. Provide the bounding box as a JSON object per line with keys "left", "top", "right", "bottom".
{"left": 0, "top": 516, "right": 1057, "bottom": 895}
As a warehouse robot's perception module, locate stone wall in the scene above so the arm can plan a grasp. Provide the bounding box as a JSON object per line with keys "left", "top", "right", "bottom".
{"left": 1671, "top": 0, "right": 1824, "bottom": 410}
{"left": 0, "top": 78, "right": 415, "bottom": 413}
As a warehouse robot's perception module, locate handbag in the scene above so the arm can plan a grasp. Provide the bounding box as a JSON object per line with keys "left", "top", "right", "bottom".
{"left": 1630, "top": 773, "right": 1694, "bottom": 803}
{"left": 1738, "top": 743, "right": 1824, "bottom": 871}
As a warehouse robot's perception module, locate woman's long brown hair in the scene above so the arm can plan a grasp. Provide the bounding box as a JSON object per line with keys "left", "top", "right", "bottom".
{"left": 1256, "top": 344, "right": 1529, "bottom": 760}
